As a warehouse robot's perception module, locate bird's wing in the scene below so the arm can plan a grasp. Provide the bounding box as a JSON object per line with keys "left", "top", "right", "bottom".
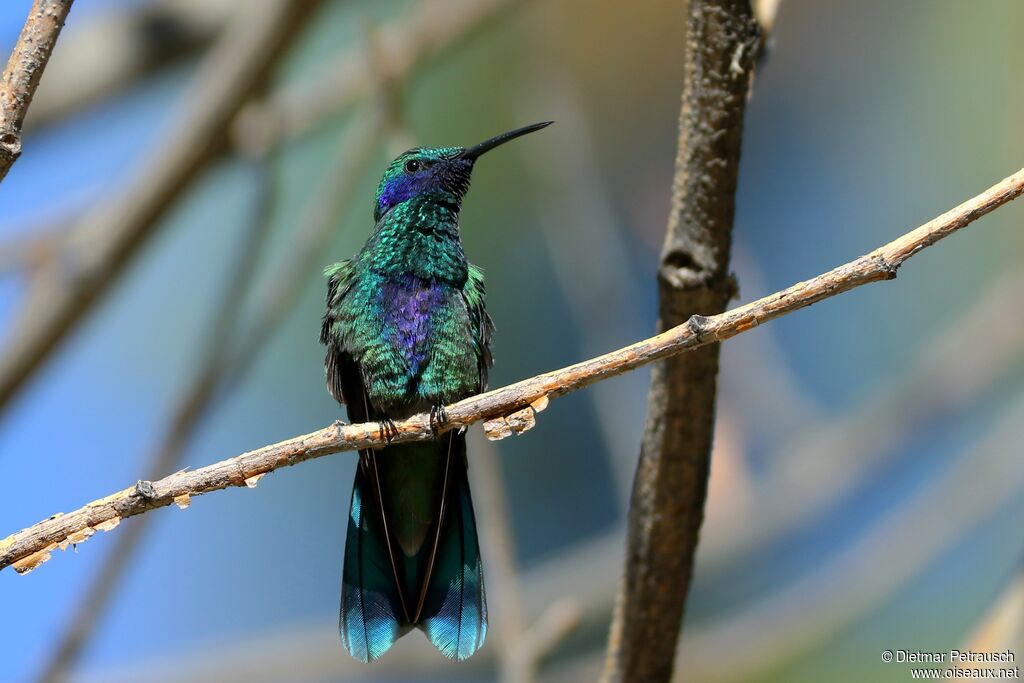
{"left": 321, "top": 260, "right": 357, "bottom": 405}
{"left": 461, "top": 264, "right": 494, "bottom": 392}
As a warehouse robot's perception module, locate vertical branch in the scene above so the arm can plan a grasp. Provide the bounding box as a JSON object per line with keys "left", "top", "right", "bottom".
{"left": 603, "top": 2, "right": 761, "bottom": 682}
{"left": 0, "top": 0, "right": 75, "bottom": 182}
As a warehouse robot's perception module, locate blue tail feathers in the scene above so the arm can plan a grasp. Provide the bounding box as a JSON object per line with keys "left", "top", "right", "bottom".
{"left": 340, "top": 465, "right": 405, "bottom": 662}
{"left": 420, "top": 452, "right": 487, "bottom": 660}
{"left": 340, "top": 434, "right": 486, "bottom": 662}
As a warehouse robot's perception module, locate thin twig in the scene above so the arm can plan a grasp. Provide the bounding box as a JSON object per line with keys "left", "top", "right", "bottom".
{"left": 62, "top": 272, "right": 1024, "bottom": 683}
{"left": 0, "top": 0, "right": 75, "bottom": 182}
{"left": 2, "top": 166, "right": 1021, "bottom": 575}
{"left": 603, "top": 2, "right": 761, "bottom": 681}
{"left": 0, "top": 0, "right": 323, "bottom": 413}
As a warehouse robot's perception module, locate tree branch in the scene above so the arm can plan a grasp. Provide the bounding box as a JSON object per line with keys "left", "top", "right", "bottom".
{"left": 603, "top": 2, "right": 760, "bottom": 681}
{"left": 2, "top": 166, "right": 1021, "bottom": 575}
{"left": 0, "top": 0, "right": 75, "bottom": 182}
{"left": 0, "top": 0, "right": 323, "bottom": 413}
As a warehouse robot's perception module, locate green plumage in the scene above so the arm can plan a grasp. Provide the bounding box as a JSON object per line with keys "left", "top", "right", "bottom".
{"left": 319, "top": 122, "right": 551, "bottom": 662}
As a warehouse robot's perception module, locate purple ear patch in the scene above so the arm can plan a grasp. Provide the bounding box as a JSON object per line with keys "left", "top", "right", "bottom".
{"left": 379, "top": 174, "right": 429, "bottom": 213}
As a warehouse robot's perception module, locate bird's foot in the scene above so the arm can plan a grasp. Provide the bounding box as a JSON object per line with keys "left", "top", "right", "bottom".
{"left": 331, "top": 418, "right": 348, "bottom": 429}
{"left": 429, "top": 403, "right": 449, "bottom": 434}
{"left": 380, "top": 416, "right": 399, "bottom": 443}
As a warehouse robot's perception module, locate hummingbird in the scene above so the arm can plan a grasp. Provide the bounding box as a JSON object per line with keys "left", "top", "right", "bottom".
{"left": 320, "top": 121, "right": 552, "bottom": 662}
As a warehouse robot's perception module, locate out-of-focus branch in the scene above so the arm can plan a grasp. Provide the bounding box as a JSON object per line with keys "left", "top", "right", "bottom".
{"left": 0, "top": 0, "right": 323, "bottom": 414}
{"left": 35, "top": 18, "right": 399, "bottom": 672}
{"left": 516, "top": 31, "right": 648, "bottom": 506}
{"left": 3, "top": 165, "right": 1021, "bottom": 575}
{"left": 0, "top": 0, "right": 525, "bottom": 408}
{"left": 222, "top": 114, "right": 384, "bottom": 386}
{"left": 5, "top": 0, "right": 521, "bottom": 260}
{"left": 0, "top": 0, "right": 75, "bottom": 182}
{"left": 678, "top": 391, "right": 1024, "bottom": 683}
{"left": 507, "top": 600, "right": 584, "bottom": 682}
{"left": 469, "top": 431, "right": 530, "bottom": 677}
{"left": 603, "top": 2, "right": 761, "bottom": 681}
{"left": 952, "top": 563, "right": 1024, "bottom": 668}
{"left": 469, "top": 432, "right": 582, "bottom": 683}
{"left": 32, "top": 104, "right": 282, "bottom": 683}
{"left": 255, "top": 0, "right": 526, "bottom": 148}
{"left": 703, "top": 268, "right": 1024, "bottom": 568}
{"left": 25, "top": 0, "right": 232, "bottom": 131}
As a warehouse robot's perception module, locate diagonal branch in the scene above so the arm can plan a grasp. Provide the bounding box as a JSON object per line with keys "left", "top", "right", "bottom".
{"left": 0, "top": 0, "right": 323, "bottom": 413}
{"left": 0, "top": 0, "right": 76, "bottom": 182}
{"left": 0, "top": 166, "right": 1022, "bottom": 576}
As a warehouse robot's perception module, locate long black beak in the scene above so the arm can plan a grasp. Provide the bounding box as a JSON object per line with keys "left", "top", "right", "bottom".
{"left": 460, "top": 121, "right": 553, "bottom": 161}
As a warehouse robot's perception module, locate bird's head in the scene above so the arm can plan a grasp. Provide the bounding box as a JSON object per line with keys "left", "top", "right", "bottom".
{"left": 373, "top": 121, "right": 552, "bottom": 221}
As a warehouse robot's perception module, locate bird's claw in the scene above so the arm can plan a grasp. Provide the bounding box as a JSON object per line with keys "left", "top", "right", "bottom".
{"left": 429, "top": 404, "right": 449, "bottom": 434}
{"left": 380, "top": 416, "right": 399, "bottom": 443}
{"left": 331, "top": 418, "right": 348, "bottom": 429}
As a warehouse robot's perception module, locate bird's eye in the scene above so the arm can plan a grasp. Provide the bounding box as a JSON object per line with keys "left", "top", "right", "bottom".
{"left": 404, "top": 159, "right": 421, "bottom": 173}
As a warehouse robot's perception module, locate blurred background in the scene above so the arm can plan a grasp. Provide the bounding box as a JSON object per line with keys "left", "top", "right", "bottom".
{"left": 2, "top": 1, "right": 1024, "bottom": 682}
